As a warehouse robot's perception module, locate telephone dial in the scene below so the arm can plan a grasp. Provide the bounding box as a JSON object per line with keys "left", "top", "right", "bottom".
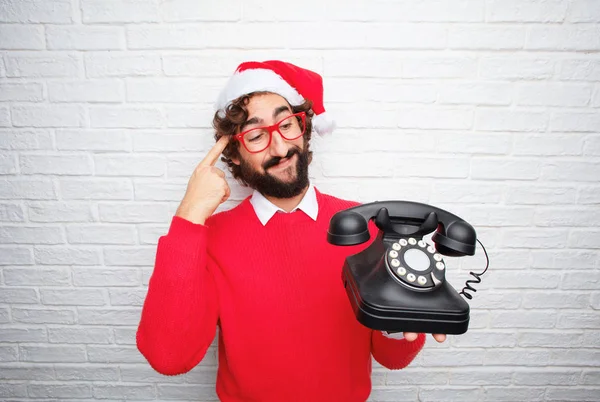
{"left": 327, "top": 201, "right": 489, "bottom": 335}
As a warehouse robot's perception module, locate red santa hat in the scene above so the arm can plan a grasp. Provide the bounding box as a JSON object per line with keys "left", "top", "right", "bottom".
{"left": 214, "top": 60, "right": 336, "bottom": 136}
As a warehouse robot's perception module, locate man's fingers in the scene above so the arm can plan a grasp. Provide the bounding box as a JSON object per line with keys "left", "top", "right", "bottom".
{"left": 403, "top": 332, "right": 419, "bottom": 341}
{"left": 200, "top": 136, "right": 230, "bottom": 167}
{"left": 433, "top": 334, "right": 446, "bottom": 343}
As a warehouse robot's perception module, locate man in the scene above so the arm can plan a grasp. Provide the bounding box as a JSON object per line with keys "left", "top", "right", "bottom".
{"left": 136, "top": 60, "right": 446, "bottom": 402}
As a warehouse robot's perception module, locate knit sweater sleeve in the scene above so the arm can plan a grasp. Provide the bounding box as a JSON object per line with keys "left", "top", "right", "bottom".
{"left": 136, "top": 215, "right": 220, "bottom": 376}
{"left": 370, "top": 331, "right": 426, "bottom": 370}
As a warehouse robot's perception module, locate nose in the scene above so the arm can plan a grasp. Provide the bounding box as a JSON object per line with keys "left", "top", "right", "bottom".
{"left": 268, "top": 129, "right": 290, "bottom": 158}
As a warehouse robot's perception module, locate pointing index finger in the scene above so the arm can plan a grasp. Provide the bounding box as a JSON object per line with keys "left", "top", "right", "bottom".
{"left": 200, "top": 135, "right": 230, "bottom": 167}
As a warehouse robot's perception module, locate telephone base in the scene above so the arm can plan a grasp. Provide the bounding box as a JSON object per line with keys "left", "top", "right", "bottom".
{"left": 341, "top": 239, "right": 470, "bottom": 335}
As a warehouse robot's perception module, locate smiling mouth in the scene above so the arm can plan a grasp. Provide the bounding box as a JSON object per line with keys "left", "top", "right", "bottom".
{"left": 269, "top": 154, "right": 295, "bottom": 171}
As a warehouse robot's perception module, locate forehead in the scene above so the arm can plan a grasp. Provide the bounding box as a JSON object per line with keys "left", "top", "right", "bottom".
{"left": 246, "top": 93, "right": 291, "bottom": 116}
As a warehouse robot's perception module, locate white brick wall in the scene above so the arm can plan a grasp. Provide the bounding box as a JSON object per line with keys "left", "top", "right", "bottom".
{"left": 1, "top": 0, "right": 599, "bottom": 401}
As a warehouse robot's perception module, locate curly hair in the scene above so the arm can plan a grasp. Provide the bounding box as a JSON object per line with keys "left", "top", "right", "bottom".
{"left": 212, "top": 91, "right": 314, "bottom": 185}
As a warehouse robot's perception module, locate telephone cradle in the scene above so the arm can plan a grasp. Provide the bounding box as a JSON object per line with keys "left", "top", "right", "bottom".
{"left": 327, "top": 201, "right": 489, "bottom": 335}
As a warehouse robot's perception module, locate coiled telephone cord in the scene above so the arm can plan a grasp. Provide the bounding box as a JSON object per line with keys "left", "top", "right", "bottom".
{"left": 459, "top": 239, "right": 489, "bottom": 300}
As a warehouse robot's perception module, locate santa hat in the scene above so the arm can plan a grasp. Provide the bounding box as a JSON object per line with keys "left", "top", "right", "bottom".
{"left": 214, "top": 60, "right": 336, "bottom": 136}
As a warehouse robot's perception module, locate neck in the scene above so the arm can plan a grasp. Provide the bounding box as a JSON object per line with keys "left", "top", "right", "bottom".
{"left": 263, "top": 184, "right": 310, "bottom": 212}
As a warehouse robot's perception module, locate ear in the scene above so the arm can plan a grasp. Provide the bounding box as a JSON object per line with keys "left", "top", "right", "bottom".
{"left": 231, "top": 156, "right": 240, "bottom": 166}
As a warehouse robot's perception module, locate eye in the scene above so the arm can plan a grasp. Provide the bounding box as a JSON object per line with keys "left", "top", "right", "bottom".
{"left": 280, "top": 122, "right": 293, "bottom": 130}
{"left": 247, "top": 131, "right": 266, "bottom": 142}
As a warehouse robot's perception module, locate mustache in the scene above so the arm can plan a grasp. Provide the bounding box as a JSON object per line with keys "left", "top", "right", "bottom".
{"left": 263, "top": 147, "right": 300, "bottom": 170}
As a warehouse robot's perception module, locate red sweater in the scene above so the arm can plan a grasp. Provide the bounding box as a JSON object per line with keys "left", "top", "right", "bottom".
{"left": 137, "top": 189, "right": 425, "bottom": 402}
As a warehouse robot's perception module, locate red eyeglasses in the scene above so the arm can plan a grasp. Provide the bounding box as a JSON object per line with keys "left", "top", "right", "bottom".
{"left": 234, "top": 112, "right": 306, "bottom": 153}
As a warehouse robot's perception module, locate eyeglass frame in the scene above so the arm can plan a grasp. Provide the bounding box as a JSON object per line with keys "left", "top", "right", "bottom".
{"left": 233, "top": 111, "right": 307, "bottom": 154}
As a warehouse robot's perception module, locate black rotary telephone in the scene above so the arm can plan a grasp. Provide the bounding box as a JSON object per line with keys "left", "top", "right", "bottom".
{"left": 327, "top": 201, "right": 489, "bottom": 335}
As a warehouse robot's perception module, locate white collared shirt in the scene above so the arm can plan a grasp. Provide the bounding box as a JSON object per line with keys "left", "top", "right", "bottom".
{"left": 249, "top": 183, "right": 319, "bottom": 226}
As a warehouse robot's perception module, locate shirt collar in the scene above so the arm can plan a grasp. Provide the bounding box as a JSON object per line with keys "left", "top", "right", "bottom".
{"left": 249, "top": 183, "right": 318, "bottom": 226}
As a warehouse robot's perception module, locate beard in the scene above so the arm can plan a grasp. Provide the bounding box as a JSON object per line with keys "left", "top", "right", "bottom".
{"left": 238, "top": 145, "right": 310, "bottom": 199}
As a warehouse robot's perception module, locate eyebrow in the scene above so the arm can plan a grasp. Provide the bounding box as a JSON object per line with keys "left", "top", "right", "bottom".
{"left": 242, "top": 105, "right": 292, "bottom": 131}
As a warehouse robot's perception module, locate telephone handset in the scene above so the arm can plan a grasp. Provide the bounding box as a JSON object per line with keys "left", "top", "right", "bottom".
{"left": 327, "top": 201, "right": 488, "bottom": 335}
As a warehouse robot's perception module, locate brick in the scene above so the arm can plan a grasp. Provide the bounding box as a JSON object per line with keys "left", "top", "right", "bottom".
{"left": 541, "top": 161, "right": 600, "bottom": 182}
{"left": 0, "top": 287, "right": 38, "bottom": 303}
{"left": 56, "top": 129, "right": 131, "bottom": 151}
{"left": 438, "top": 83, "right": 512, "bottom": 106}
{"left": 94, "top": 155, "right": 165, "bottom": 177}
{"left": 373, "top": 0, "right": 485, "bottom": 23}
{"left": 79, "top": 308, "right": 141, "bottom": 326}
{"left": 41, "top": 288, "right": 106, "bottom": 306}
{"left": 551, "top": 112, "right": 600, "bottom": 132}
{"left": 90, "top": 106, "right": 163, "bottom": 128}
{"left": 559, "top": 59, "right": 600, "bottom": 81}
{"left": 85, "top": 52, "right": 161, "bottom": 77}
{"left": 48, "top": 327, "right": 113, "bottom": 343}
{"left": 567, "top": 0, "right": 600, "bottom": 22}
{"left": 12, "top": 105, "right": 85, "bottom": 128}
{"left": 476, "top": 109, "right": 547, "bottom": 132}
{"left": 581, "top": 370, "right": 600, "bottom": 385}
{"left": 48, "top": 80, "right": 124, "bottom": 103}
{"left": 592, "top": 293, "right": 600, "bottom": 309}
{"left": 163, "top": 0, "right": 239, "bottom": 21}
{"left": 523, "top": 292, "right": 590, "bottom": 309}
{"left": 449, "top": 26, "right": 525, "bottom": 50}
{"left": 535, "top": 208, "right": 600, "bottom": 227}
{"left": 98, "top": 202, "right": 169, "bottom": 223}
{"left": 0, "top": 327, "right": 46, "bottom": 342}
{"left": 449, "top": 368, "right": 512, "bottom": 385}
{"left": 402, "top": 57, "right": 477, "bottom": 78}
{"left": 520, "top": 331, "right": 585, "bottom": 348}
{"left": 4, "top": 53, "right": 80, "bottom": 78}
{"left": 34, "top": 247, "right": 101, "bottom": 265}
{"left": 476, "top": 292, "right": 523, "bottom": 310}
{"left": 66, "top": 225, "right": 136, "bottom": 245}
{"left": 166, "top": 106, "right": 215, "bottom": 128}
{"left": 114, "top": 327, "right": 137, "bottom": 345}
{"left": 514, "top": 134, "right": 584, "bottom": 156}
{"left": 0, "top": 247, "right": 34, "bottom": 265}
{"left": 514, "top": 369, "right": 579, "bottom": 385}
{"left": 59, "top": 178, "right": 133, "bottom": 200}
{"left": 452, "top": 205, "right": 535, "bottom": 226}
{"left": 452, "top": 329, "right": 517, "bottom": 349}
{"left": 517, "top": 83, "right": 592, "bottom": 107}
{"left": 0, "top": 0, "right": 73, "bottom": 23}
{"left": 0, "top": 153, "right": 17, "bottom": 174}
{"left": 133, "top": 130, "right": 219, "bottom": 152}
{"left": 327, "top": 80, "right": 437, "bottom": 104}
{"left": 138, "top": 225, "right": 169, "bottom": 245}
{"left": 72, "top": 267, "right": 140, "bottom": 287}
{"left": 163, "top": 54, "right": 245, "bottom": 77}
{"left": 396, "top": 107, "right": 473, "bottom": 130}
{"left": 46, "top": 25, "right": 124, "bottom": 50}
{"left": 0, "top": 106, "right": 9, "bottom": 126}
{"left": 324, "top": 52, "right": 404, "bottom": 78}
{"left": 419, "top": 387, "right": 481, "bottom": 402}
{"left": 82, "top": 0, "right": 159, "bottom": 23}
{"left": 55, "top": 365, "right": 119, "bottom": 381}
{"left": 127, "top": 24, "right": 209, "bottom": 50}
{"left": 500, "top": 228, "right": 568, "bottom": 248}
{"left": 532, "top": 250, "right": 599, "bottom": 269}
{"left": 0, "top": 364, "right": 54, "bottom": 380}
{"left": 87, "top": 345, "right": 145, "bottom": 363}
{"left": 482, "top": 387, "right": 545, "bottom": 401}
{"left": 485, "top": 349, "right": 551, "bottom": 366}
{"left": 420, "top": 349, "right": 485, "bottom": 367}
{"left": 577, "top": 186, "right": 600, "bottom": 204}
{"left": 28, "top": 383, "right": 92, "bottom": 398}
{"left": 490, "top": 271, "right": 560, "bottom": 290}
{"left": 21, "top": 345, "right": 86, "bottom": 362}
{"left": 13, "top": 307, "right": 75, "bottom": 324}
{"left": 0, "top": 129, "right": 53, "bottom": 151}
{"left": 3, "top": 267, "right": 70, "bottom": 285}
{"left": 20, "top": 154, "right": 92, "bottom": 175}
{"left": 484, "top": 251, "right": 530, "bottom": 270}
{"left": 486, "top": 0, "right": 568, "bottom": 22}
{"left": 133, "top": 182, "right": 185, "bottom": 202}
{"left": 562, "top": 271, "right": 600, "bottom": 290}
{"left": 471, "top": 158, "right": 540, "bottom": 180}
{"left": 0, "top": 82, "right": 44, "bottom": 102}
{"left": 103, "top": 247, "right": 156, "bottom": 266}
{"left": 0, "top": 24, "right": 44, "bottom": 49}
{"left": 545, "top": 387, "right": 600, "bottom": 401}
{"left": 120, "top": 363, "right": 190, "bottom": 382}
{"left": 551, "top": 349, "right": 600, "bottom": 366}
{"left": 584, "top": 135, "right": 600, "bottom": 156}
{"left": 320, "top": 153, "right": 393, "bottom": 177}
{"left": 28, "top": 202, "right": 93, "bottom": 223}
{"left": 480, "top": 57, "right": 554, "bottom": 80}
{"left": 0, "top": 226, "right": 64, "bottom": 245}
{"left": 557, "top": 312, "right": 600, "bottom": 329}
{"left": 157, "top": 384, "right": 220, "bottom": 400}
{"left": 322, "top": 131, "right": 436, "bottom": 155}
{"left": 527, "top": 26, "right": 600, "bottom": 51}
{"left": 0, "top": 383, "right": 27, "bottom": 397}
{"left": 0, "top": 345, "right": 18, "bottom": 361}
{"left": 109, "top": 289, "right": 146, "bottom": 306}
{"left": 93, "top": 384, "right": 156, "bottom": 399}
